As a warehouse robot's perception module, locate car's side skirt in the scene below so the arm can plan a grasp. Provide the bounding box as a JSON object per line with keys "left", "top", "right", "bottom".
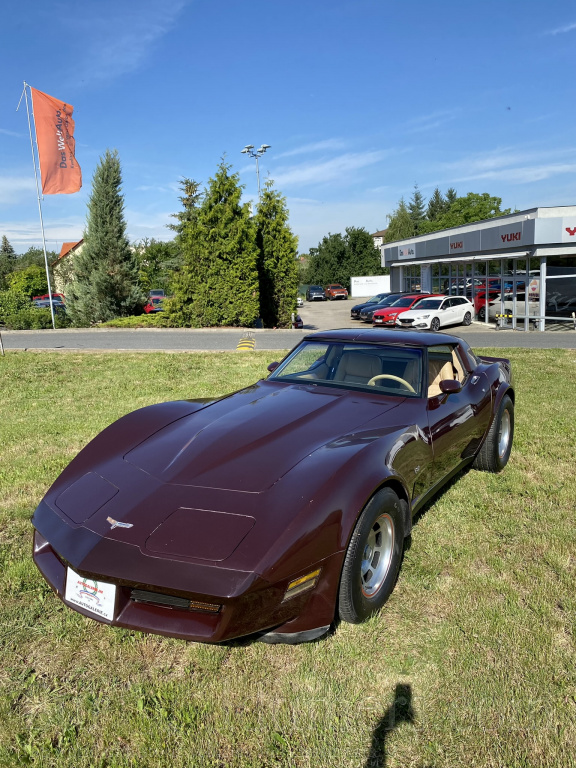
{"left": 410, "top": 457, "right": 474, "bottom": 519}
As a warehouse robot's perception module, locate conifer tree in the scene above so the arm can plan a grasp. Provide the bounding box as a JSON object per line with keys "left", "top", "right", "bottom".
{"left": 0, "top": 235, "right": 17, "bottom": 289}
{"left": 426, "top": 187, "right": 447, "bottom": 221}
{"left": 167, "top": 160, "right": 259, "bottom": 327}
{"left": 0, "top": 236, "right": 16, "bottom": 260}
{"left": 67, "top": 150, "right": 144, "bottom": 325}
{"left": 408, "top": 184, "right": 426, "bottom": 234}
{"left": 445, "top": 187, "right": 458, "bottom": 206}
{"left": 254, "top": 180, "right": 299, "bottom": 327}
{"left": 167, "top": 178, "right": 202, "bottom": 239}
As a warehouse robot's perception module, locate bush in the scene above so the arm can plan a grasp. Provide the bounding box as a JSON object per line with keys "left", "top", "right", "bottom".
{"left": 100, "top": 313, "right": 167, "bottom": 328}
{"left": 0, "top": 289, "right": 30, "bottom": 325}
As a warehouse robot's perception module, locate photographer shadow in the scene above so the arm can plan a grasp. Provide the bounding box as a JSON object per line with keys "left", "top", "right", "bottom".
{"left": 364, "top": 683, "right": 431, "bottom": 768}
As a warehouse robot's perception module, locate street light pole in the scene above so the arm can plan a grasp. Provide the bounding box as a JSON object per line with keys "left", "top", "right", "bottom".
{"left": 241, "top": 144, "right": 271, "bottom": 200}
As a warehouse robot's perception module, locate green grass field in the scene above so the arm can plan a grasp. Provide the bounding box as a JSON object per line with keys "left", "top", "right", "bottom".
{"left": 1, "top": 349, "right": 575, "bottom": 767}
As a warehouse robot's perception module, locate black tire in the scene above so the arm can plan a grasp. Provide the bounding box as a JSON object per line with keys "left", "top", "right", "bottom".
{"left": 430, "top": 317, "right": 441, "bottom": 331}
{"left": 478, "top": 307, "right": 486, "bottom": 322}
{"left": 473, "top": 394, "right": 514, "bottom": 472}
{"left": 338, "top": 488, "right": 406, "bottom": 624}
{"left": 463, "top": 311, "right": 472, "bottom": 326}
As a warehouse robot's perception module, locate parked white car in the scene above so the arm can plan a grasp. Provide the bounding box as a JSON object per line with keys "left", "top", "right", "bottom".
{"left": 396, "top": 295, "right": 474, "bottom": 331}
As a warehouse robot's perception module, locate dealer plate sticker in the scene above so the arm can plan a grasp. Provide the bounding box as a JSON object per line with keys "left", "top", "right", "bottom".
{"left": 65, "top": 567, "right": 116, "bottom": 621}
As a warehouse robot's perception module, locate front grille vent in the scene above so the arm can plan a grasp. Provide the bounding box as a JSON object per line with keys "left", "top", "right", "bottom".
{"left": 131, "top": 589, "right": 191, "bottom": 609}
{"left": 130, "top": 589, "right": 221, "bottom": 613}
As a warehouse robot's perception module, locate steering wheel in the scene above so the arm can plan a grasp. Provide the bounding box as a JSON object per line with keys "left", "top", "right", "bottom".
{"left": 367, "top": 374, "right": 416, "bottom": 393}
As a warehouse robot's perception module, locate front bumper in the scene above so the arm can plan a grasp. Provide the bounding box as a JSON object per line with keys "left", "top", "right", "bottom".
{"left": 32, "top": 522, "right": 342, "bottom": 644}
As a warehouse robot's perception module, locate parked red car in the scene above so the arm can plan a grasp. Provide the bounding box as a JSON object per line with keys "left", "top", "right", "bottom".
{"left": 372, "top": 294, "right": 439, "bottom": 326}
{"left": 33, "top": 293, "right": 65, "bottom": 302}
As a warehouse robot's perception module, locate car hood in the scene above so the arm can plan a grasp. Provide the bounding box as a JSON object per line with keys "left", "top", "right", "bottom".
{"left": 398, "top": 307, "right": 438, "bottom": 318}
{"left": 123, "top": 380, "right": 402, "bottom": 493}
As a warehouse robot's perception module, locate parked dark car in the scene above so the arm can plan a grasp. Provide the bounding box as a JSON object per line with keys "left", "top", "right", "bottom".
{"left": 306, "top": 285, "right": 327, "bottom": 301}
{"left": 359, "top": 293, "right": 419, "bottom": 322}
{"left": 32, "top": 298, "right": 66, "bottom": 311}
{"left": 32, "top": 329, "right": 514, "bottom": 645}
{"left": 350, "top": 292, "right": 395, "bottom": 319}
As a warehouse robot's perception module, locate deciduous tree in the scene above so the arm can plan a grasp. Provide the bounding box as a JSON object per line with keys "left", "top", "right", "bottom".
{"left": 384, "top": 198, "right": 414, "bottom": 242}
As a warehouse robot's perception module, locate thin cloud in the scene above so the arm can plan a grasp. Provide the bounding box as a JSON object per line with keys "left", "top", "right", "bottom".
{"left": 275, "top": 139, "right": 347, "bottom": 159}
{"left": 440, "top": 146, "right": 576, "bottom": 185}
{"left": 274, "top": 150, "right": 390, "bottom": 187}
{"left": 454, "top": 163, "right": 576, "bottom": 184}
{"left": 546, "top": 21, "right": 576, "bottom": 35}
{"left": 0, "top": 128, "right": 24, "bottom": 138}
{"left": 69, "top": 0, "right": 189, "bottom": 84}
{"left": 406, "top": 109, "right": 461, "bottom": 133}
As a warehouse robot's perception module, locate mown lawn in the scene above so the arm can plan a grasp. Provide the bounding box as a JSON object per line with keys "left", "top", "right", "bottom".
{"left": 0, "top": 349, "right": 575, "bottom": 768}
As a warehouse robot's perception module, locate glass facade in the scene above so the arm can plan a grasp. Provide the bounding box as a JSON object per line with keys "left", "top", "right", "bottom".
{"left": 399, "top": 254, "right": 576, "bottom": 329}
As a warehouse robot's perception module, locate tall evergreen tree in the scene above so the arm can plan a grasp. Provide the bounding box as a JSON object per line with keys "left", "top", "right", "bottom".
{"left": 426, "top": 187, "right": 447, "bottom": 221}
{"left": 167, "top": 178, "right": 202, "bottom": 240}
{"left": 408, "top": 184, "right": 426, "bottom": 234}
{"left": 0, "top": 236, "right": 16, "bottom": 260}
{"left": 254, "top": 179, "right": 299, "bottom": 328}
{"left": 167, "top": 159, "right": 259, "bottom": 327}
{"left": 384, "top": 198, "right": 414, "bottom": 242}
{"left": 0, "top": 235, "right": 17, "bottom": 289}
{"left": 445, "top": 187, "right": 458, "bottom": 206}
{"left": 67, "top": 149, "right": 144, "bottom": 325}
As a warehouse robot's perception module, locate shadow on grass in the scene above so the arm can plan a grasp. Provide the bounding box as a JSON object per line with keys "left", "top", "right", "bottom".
{"left": 365, "top": 683, "right": 434, "bottom": 768}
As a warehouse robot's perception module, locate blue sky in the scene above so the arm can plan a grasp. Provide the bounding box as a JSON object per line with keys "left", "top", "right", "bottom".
{"left": 1, "top": 0, "right": 575, "bottom": 254}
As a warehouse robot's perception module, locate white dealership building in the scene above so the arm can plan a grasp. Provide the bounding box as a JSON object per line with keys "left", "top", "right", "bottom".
{"left": 381, "top": 206, "right": 576, "bottom": 330}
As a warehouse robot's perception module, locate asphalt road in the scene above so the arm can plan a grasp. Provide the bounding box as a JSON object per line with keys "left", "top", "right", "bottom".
{"left": 1, "top": 298, "right": 575, "bottom": 351}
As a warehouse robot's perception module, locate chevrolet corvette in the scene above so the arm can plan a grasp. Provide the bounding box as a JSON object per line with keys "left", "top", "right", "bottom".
{"left": 32, "top": 329, "right": 514, "bottom": 644}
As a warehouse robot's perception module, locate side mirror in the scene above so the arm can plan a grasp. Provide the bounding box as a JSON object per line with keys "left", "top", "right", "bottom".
{"left": 439, "top": 379, "right": 462, "bottom": 395}
{"left": 267, "top": 361, "right": 280, "bottom": 373}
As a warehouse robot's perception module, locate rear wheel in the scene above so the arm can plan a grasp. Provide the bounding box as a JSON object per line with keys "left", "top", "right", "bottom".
{"left": 338, "top": 488, "right": 406, "bottom": 624}
{"left": 430, "top": 317, "right": 441, "bottom": 331}
{"left": 478, "top": 307, "right": 486, "bottom": 322}
{"left": 463, "top": 311, "right": 472, "bottom": 326}
{"left": 473, "top": 394, "right": 514, "bottom": 472}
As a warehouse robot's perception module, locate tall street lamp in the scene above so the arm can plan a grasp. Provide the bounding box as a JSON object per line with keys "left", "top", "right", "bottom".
{"left": 241, "top": 144, "right": 271, "bottom": 200}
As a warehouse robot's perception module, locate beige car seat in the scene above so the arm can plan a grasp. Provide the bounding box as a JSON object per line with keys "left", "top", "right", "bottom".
{"left": 334, "top": 352, "right": 381, "bottom": 385}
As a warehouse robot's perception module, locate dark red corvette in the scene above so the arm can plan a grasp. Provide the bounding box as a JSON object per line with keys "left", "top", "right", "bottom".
{"left": 32, "top": 329, "right": 514, "bottom": 644}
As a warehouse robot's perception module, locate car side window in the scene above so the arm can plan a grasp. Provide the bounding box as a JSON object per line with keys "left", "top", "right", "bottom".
{"left": 427, "top": 344, "right": 467, "bottom": 396}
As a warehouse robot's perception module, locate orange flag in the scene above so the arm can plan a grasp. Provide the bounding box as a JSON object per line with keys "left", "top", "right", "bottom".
{"left": 30, "top": 87, "right": 82, "bottom": 195}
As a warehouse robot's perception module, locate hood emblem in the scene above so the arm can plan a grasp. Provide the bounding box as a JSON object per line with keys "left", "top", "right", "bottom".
{"left": 106, "top": 516, "right": 133, "bottom": 530}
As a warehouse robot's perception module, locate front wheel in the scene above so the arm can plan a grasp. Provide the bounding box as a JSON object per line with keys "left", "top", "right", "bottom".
{"left": 430, "top": 317, "right": 441, "bottom": 331}
{"left": 338, "top": 488, "right": 406, "bottom": 624}
{"left": 473, "top": 394, "right": 514, "bottom": 472}
{"left": 478, "top": 307, "right": 486, "bottom": 322}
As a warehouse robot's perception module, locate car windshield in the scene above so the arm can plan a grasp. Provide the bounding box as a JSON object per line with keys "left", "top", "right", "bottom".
{"left": 375, "top": 295, "right": 404, "bottom": 308}
{"left": 269, "top": 341, "right": 423, "bottom": 397}
{"left": 412, "top": 298, "right": 443, "bottom": 310}
{"left": 390, "top": 296, "right": 419, "bottom": 308}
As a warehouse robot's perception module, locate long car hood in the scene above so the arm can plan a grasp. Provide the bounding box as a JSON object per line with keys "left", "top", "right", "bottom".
{"left": 124, "top": 380, "right": 402, "bottom": 493}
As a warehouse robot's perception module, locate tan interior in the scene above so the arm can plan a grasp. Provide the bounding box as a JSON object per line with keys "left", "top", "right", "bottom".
{"left": 333, "top": 352, "right": 381, "bottom": 385}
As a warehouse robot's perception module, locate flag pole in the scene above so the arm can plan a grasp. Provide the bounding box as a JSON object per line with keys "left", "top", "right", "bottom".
{"left": 18, "top": 82, "right": 56, "bottom": 329}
